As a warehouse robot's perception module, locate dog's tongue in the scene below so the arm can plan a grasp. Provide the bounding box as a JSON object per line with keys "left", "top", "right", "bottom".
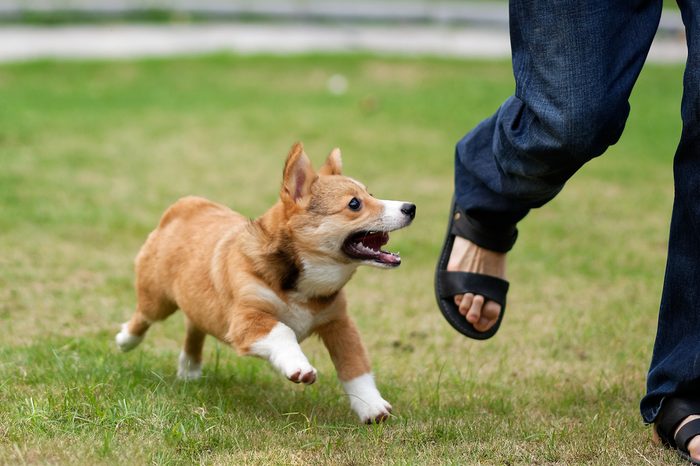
{"left": 378, "top": 251, "right": 401, "bottom": 265}
{"left": 361, "top": 232, "right": 399, "bottom": 264}
{"left": 343, "top": 231, "right": 401, "bottom": 266}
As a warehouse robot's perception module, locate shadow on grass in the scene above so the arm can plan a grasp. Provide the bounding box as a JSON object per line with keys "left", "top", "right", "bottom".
{"left": 0, "top": 333, "right": 671, "bottom": 464}
{"left": 1, "top": 334, "right": 353, "bottom": 435}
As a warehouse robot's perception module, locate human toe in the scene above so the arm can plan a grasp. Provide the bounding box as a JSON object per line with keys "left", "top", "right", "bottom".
{"left": 689, "top": 435, "right": 700, "bottom": 462}
{"left": 466, "top": 295, "right": 484, "bottom": 323}
{"left": 457, "top": 293, "right": 474, "bottom": 316}
{"left": 473, "top": 301, "right": 501, "bottom": 331}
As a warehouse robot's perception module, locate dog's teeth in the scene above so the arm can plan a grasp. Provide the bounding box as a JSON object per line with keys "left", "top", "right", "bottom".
{"left": 356, "top": 242, "right": 380, "bottom": 255}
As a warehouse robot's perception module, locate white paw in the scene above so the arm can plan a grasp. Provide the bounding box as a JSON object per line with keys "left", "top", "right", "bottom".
{"left": 249, "top": 323, "right": 318, "bottom": 385}
{"left": 177, "top": 351, "right": 202, "bottom": 380}
{"left": 282, "top": 360, "right": 317, "bottom": 385}
{"left": 342, "top": 373, "right": 392, "bottom": 423}
{"left": 115, "top": 323, "right": 143, "bottom": 352}
{"left": 350, "top": 395, "right": 392, "bottom": 424}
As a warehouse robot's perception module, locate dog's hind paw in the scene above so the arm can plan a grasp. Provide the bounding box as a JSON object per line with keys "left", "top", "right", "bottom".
{"left": 177, "top": 351, "right": 202, "bottom": 380}
{"left": 115, "top": 323, "right": 143, "bottom": 352}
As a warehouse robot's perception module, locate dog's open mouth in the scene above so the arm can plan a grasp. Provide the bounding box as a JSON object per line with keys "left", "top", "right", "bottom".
{"left": 342, "top": 231, "right": 401, "bottom": 267}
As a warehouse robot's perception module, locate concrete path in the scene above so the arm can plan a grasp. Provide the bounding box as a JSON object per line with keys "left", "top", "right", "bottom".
{"left": 0, "top": 1, "right": 686, "bottom": 33}
{"left": 0, "top": 22, "right": 687, "bottom": 64}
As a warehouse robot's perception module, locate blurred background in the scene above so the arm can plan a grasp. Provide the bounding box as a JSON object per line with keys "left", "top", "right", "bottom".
{"left": 0, "top": 0, "right": 687, "bottom": 62}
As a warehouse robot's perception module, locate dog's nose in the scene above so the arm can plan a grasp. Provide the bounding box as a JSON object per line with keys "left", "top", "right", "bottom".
{"left": 401, "top": 203, "right": 416, "bottom": 220}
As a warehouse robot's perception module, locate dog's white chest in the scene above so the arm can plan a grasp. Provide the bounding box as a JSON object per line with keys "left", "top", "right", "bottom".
{"left": 296, "top": 258, "right": 357, "bottom": 298}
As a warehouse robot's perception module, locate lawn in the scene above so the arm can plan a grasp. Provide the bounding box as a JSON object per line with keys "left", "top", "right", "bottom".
{"left": 0, "top": 53, "right": 686, "bottom": 464}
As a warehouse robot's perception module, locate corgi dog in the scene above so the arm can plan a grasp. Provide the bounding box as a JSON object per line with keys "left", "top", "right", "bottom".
{"left": 116, "top": 143, "right": 415, "bottom": 423}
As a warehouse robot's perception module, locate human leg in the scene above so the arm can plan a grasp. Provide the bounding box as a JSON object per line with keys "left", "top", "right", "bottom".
{"left": 642, "top": 0, "right": 700, "bottom": 462}
{"left": 437, "top": 0, "right": 664, "bottom": 337}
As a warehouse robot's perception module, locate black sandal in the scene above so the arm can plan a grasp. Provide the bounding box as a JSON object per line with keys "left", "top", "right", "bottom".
{"left": 434, "top": 197, "right": 516, "bottom": 340}
{"left": 655, "top": 397, "right": 700, "bottom": 465}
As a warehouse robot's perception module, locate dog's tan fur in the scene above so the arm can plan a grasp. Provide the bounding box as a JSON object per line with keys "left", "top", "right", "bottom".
{"left": 118, "top": 143, "right": 413, "bottom": 422}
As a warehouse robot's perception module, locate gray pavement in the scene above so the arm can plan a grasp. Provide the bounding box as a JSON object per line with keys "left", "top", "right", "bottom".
{"left": 0, "top": 1, "right": 688, "bottom": 63}
{"left": 0, "top": 1, "right": 686, "bottom": 34}
{"left": 0, "top": 22, "right": 687, "bottom": 63}
{"left": 0, "top": 1, "right": 513, "bottom": 26}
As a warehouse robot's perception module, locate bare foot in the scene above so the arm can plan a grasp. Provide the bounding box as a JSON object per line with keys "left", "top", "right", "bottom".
{"left": 676, "top": 415, "right": 700, "bottom": 462}
{"left": 446, "top": 237, "right": 507, "bottom": 332}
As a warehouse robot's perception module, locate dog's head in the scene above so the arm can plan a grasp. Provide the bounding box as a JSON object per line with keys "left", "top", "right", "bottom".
{"left": 280, "top": 143, "right": 415, "bottom": 269}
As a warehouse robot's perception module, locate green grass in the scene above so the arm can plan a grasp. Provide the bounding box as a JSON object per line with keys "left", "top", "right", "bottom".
{"left": 0, "top": 53, "right": 686, "bottom": 464}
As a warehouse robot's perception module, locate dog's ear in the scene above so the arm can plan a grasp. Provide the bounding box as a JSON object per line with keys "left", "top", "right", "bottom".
{"left": 281, "top": 142, "right": 317, "bottom": 206}
{"left": 319, "top": 148, "right": 343, "bottom": 176}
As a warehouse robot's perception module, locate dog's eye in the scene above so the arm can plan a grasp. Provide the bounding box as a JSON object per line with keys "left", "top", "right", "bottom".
{"left": 348, "top": 197, "right": 362, "bottom": 211}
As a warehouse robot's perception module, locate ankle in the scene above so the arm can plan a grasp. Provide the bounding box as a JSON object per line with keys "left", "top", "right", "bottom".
{"left": 447, "top": 237, "right": 506, "bottom": 277}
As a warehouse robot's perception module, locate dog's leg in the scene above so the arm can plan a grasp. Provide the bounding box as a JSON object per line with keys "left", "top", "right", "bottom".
{"left": 178, "top": 319, "right": 206, "bottom": 380}
{"left": 116, "top": 312, "right": 151, "bottom": 352}
{"left": 316, "top": 314, "right": 392, "bottom": 423}
{"left": 229, "top": 308, "right": 317, "bottom": 384}
{"left": 116, "top": 289, "right": 177, "bottom": 352}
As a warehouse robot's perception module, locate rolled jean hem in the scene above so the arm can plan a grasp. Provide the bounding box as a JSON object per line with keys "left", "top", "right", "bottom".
{"left": 641, "top": 401, "right": 663, "bottom": 425}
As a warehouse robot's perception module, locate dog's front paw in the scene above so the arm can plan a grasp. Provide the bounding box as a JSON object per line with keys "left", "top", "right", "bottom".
{"left": 268, "top": 347, "right": 318, "bottom": 385}
{"left": 342, "top": 373, "right": 392, "bottom": 424}
{"left": 352, "top": 396, "right": 393, "bottom": 424}
{"left": 285, "top": 363, "right": 317, "bottom": 385}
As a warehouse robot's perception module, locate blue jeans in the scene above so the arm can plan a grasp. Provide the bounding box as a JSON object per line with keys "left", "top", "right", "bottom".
{"left": 454, "top": 0, "right": 700, "bottom": 423}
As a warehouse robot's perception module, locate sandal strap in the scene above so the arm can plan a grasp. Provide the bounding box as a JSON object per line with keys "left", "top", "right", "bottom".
{"left": 437, "top": 271, "right": 509, "bottom": 305}
{"left": 451, "top": 207, "right": 518, "bottom": 253}
{"left": 656, "top": 397, "right": 700, "bottom": 447}
{"left": 676, "top": 418, "right": 700, "bottom": 452}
